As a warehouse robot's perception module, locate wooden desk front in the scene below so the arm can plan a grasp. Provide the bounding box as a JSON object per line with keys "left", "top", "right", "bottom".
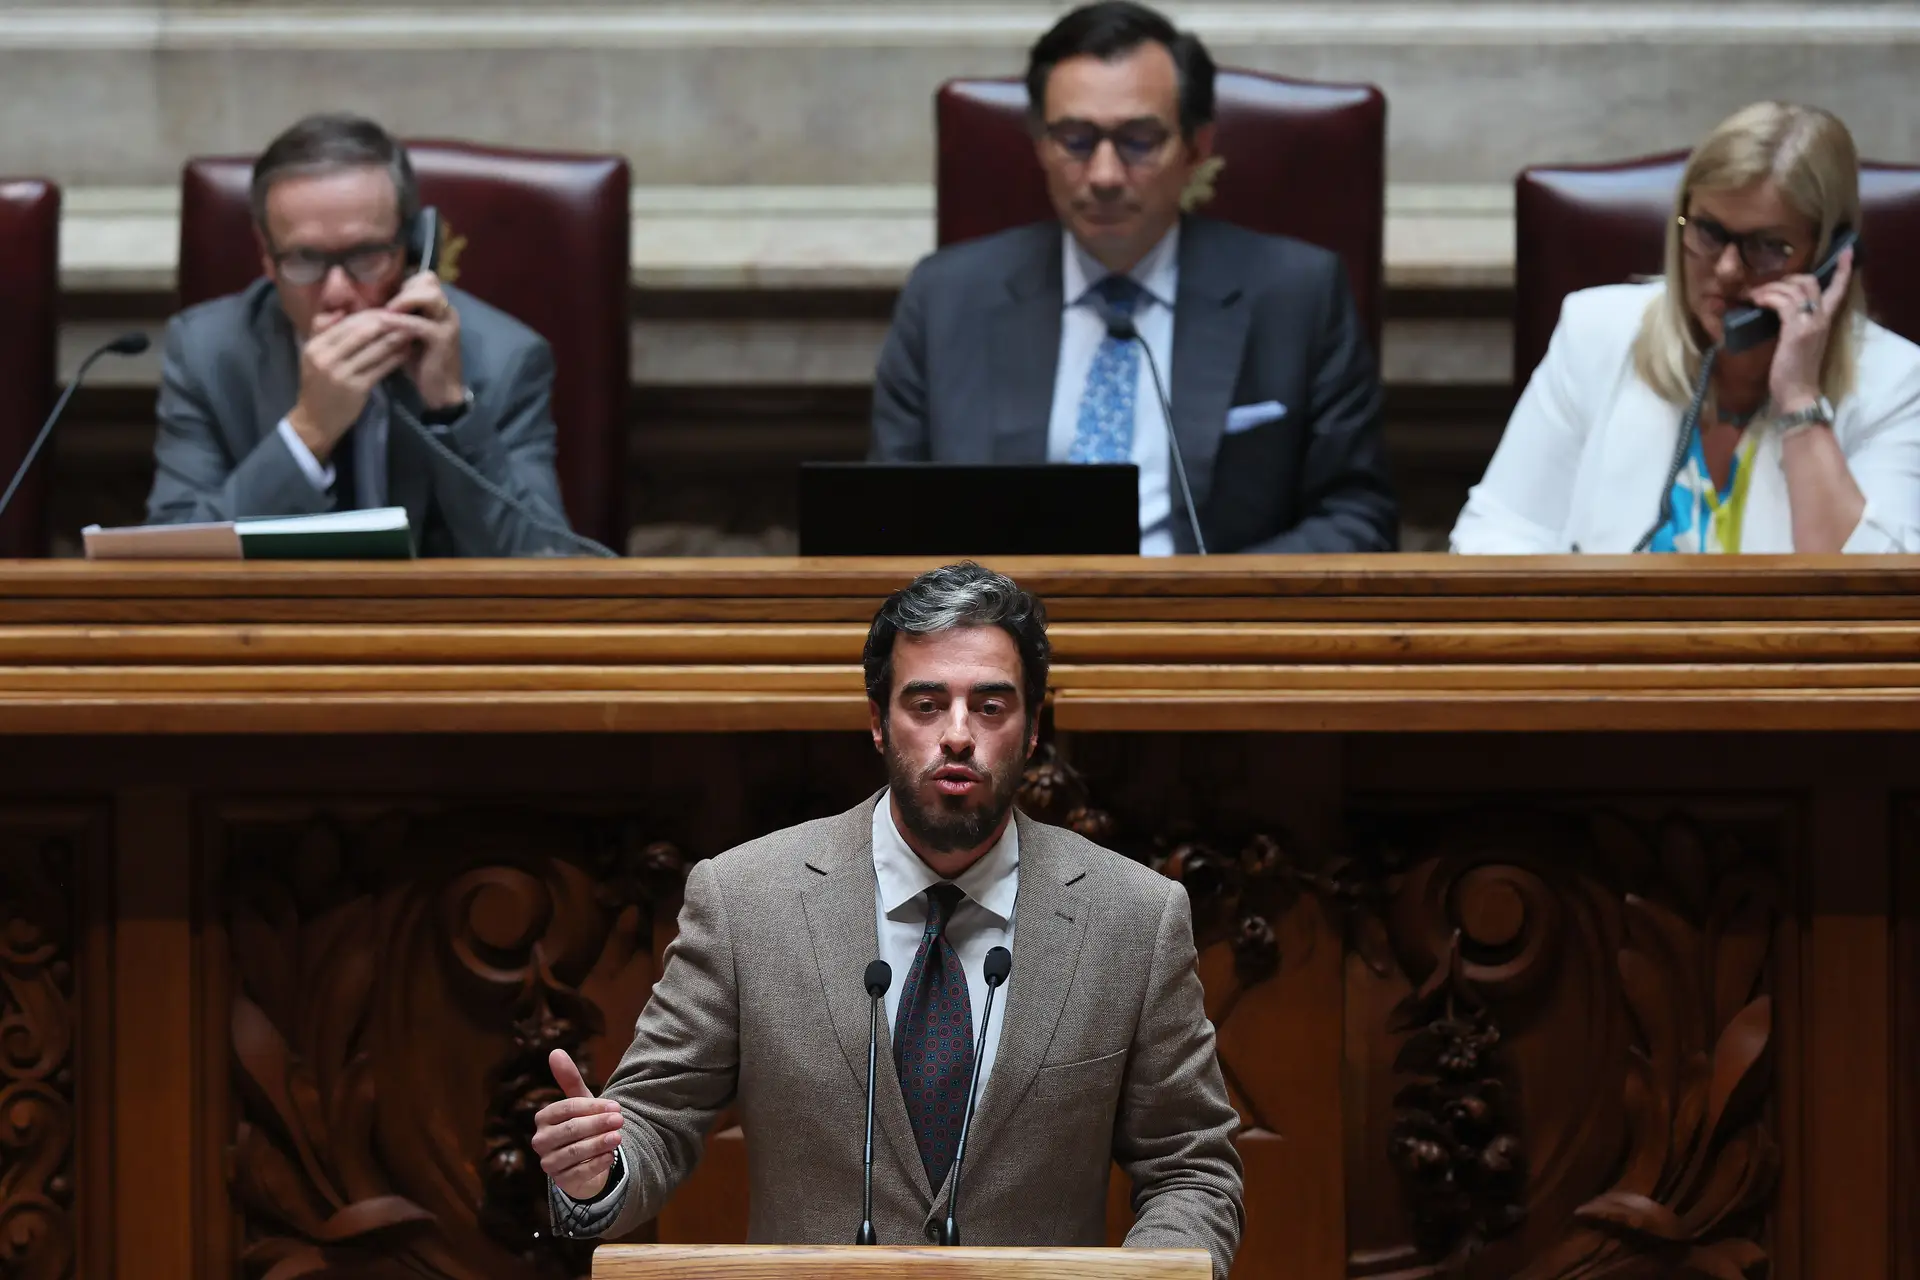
{"left": 0, "top": 557, "right": 1912, "bottom": 1280}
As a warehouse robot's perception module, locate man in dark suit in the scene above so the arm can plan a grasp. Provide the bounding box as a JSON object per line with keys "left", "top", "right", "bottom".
{"left": 148, "top": 113, "right": 578, "bottom": 556}
{"left": 871, "top": 1, "right": 1396, "bottom": 554}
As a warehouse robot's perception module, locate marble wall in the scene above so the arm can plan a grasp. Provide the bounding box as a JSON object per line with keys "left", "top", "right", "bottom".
{"left": 1, "top": 2, "right": 1915, "bottom": 188}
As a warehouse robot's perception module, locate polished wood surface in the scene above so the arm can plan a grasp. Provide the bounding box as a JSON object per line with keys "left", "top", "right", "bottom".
{"left": 8, "top": 556, "right": 1920, "bottom": 732}
{"left": 591, "top": 1245, "right": 1210, "bottom": 1279}
{"left": 0, "top": 557, "right": 1912, "bottom": 1280}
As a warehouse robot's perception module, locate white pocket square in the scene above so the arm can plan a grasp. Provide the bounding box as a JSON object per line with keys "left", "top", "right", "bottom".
{"left": 1225, "top": 401, "right": 1286, "bottom": 434}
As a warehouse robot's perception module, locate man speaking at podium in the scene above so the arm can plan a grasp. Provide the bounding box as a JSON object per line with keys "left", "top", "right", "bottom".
{"left": 535, "top": 563, "right": 1243, "bottom": 1275}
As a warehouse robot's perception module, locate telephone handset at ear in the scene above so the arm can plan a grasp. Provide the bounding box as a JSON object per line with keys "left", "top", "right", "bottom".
{"left": 405, "top": 206, "right": 442, "bottom": 278}
{"left": 1721, "top": 224, "right": 1860, "bottom": 354}
{"left": 385, "top": 206, "right": 443, "bottom": 397}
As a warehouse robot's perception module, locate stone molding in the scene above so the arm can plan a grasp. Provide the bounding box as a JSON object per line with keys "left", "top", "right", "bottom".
{"left": 55, "top": 181, "right": 1514, "bottom": 294}
{"left": 1, "top": 4, "right": 1917, "bottom": 50}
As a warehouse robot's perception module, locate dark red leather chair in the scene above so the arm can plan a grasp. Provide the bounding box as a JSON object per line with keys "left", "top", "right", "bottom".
{"left": 0, "top": 180, "right": 59, "bottom": 557}
{"left": 936, "top": 72, "right": 1386, "bottom": 352}
{"left": 1515, "top": 152, "right": 1920, "bottom": 386}
{"left": 178, "top": 143, "right": 630, "bottom": 548}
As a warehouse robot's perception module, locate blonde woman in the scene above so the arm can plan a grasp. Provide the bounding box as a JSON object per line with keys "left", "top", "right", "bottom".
{"left": 1453, "top": 103, "right": 1920, "bottom": 554}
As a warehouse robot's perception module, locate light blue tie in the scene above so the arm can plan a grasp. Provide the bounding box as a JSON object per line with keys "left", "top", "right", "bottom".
{"left": 1068, "top": 276, "right": 1145, "bottom": 464}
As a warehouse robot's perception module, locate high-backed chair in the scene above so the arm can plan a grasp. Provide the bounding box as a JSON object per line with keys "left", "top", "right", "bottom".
{"left": 1515, "top": 152, "right": 1920, "bottom": 387}
{"left": 0, "top": 180, "right": 59, "bottom": 557}
{"left": 178, "top": 143, "right": 630, "bottom": 548}
{"left": 936, "top": 72, "right": 1386, "bottom": 353}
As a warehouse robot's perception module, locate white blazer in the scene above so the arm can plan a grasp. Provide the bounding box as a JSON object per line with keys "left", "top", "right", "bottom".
{"left": 1452, "top": 281, "right": 1920, "bottom": 553}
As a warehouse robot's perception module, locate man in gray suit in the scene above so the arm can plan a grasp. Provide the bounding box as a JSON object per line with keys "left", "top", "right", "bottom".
{"left": 147, "top": 113, "right": 578, "bottom": 556}
{"left": 872, "top": 1, "right": 1396, "bottom": 554}
{"left": 534, "top": 563, "right": 1243, "bottom": 1276}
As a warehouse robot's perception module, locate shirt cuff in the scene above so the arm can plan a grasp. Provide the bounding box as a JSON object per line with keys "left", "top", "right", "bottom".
{"left": 548, "top": 1147, "right": 630, "bottom": 1239}
{"left": 276, "top": 417, "right": 336, "bottom": 493}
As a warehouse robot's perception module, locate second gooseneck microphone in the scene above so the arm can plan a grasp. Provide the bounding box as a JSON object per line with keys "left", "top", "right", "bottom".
{"left": 856, "top": 959, "right": 892, "bottom": 1245}
{"left": 939, "top": 944, "right": 1011, "bottom": 1246}
{"left": 0, "top": 332, "right": 151, "bottom": 527}
{"left": 1092, "top": 299, "right": 1208, "bottom": 555}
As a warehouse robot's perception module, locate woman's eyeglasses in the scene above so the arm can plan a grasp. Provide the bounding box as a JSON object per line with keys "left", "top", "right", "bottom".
{"left": 1677, "top": 214, "right": 1797, "bottom": 275}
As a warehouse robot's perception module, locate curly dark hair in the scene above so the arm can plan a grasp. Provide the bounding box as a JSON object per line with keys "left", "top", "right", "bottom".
{"left": 862, "top": 562, "right": 1050, "bottom": 724}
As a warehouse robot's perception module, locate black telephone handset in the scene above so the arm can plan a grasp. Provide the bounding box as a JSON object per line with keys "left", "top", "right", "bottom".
{"left": 406, "top": 206, "right": 442, "bottom": 277}
{"left": 385, "top": 207, "right": 443, "bottom": 399}
{"left": 1721, "top": 225, "right": 1859, "bottom": 354}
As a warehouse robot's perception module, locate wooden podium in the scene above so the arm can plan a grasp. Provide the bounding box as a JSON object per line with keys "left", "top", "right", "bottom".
{"left": 1, "top": 556, "right": 1915, "bottom": 1279}
{"left": 591, "top": 1245, "right": 1211, "bottom": 1279}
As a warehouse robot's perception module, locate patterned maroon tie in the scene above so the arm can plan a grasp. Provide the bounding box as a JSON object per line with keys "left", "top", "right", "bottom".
{"left": 894, "top": 883, "right": 975, "bottom": 1190}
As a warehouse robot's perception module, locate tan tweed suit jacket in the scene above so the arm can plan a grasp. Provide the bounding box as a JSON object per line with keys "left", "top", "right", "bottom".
{"left": 581, "top": 793, "right": 1244, "bottom": 1276}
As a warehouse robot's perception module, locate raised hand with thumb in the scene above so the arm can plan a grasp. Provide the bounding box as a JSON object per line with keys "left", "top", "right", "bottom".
{"left": 532, "top": 1049, "right": 626, "bottom": 1201}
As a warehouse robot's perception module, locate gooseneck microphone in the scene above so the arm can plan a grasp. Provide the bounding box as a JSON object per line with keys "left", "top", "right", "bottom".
{"left": 0, "top": 332, "right": 151, "bottom": 525}
{"left": 856, "top": 959, "right": 892, "bottom": 1245}
{"left": 1091, "top": 299, "right": 1208, "bottom": 555}
{"left": 939, "top": 944, "right": 1011, "bottom": 1246}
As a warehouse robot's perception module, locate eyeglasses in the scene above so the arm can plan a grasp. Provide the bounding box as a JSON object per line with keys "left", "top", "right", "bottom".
{"left": 1676, "top": 214, "right": 1798, "bottom": 275}
{"left": 270, "top": 240, "right": 406, "bottom": 287}
{"left": 1042, "top": 119, "right": 1174, "bottom": 168}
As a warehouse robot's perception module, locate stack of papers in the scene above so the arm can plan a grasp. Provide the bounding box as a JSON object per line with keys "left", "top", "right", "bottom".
{"left": 82, "top": 507, "right": 414, "bottom": 560}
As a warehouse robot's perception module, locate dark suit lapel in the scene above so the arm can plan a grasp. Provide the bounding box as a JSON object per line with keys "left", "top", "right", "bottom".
{"left": 250, "top": 287, "right": 302, "bottom": 454}
{"left": 1169, "top": 217, "right": 1250, "bottom": 535}
{"left": 986, "top": 225, "right": 1064, "bottom": 463}
{"left": 942, "top": 810, "right": 1091, "bottom": 1187}
{"left": 799, "top": 793, "right": 931, "bottom": 1205}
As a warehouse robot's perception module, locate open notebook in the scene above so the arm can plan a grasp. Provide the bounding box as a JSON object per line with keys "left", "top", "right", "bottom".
{"left": 83, "top": 507, "right": 414, "bottom": 560}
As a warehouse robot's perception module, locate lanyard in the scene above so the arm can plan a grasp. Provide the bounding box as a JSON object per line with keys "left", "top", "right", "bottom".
{"left": 1687, "top": 429, "right": 1760, "bottom": 553}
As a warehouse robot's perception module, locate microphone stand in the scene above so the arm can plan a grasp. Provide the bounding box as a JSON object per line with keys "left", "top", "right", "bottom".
{"left": 0, "top": 332, "right": 151, "bottom": 525}
{"left": 940, "top": 944, "right": 1011, "bottom": 1246}
{"left": 857, "top": 959, "right": 891, "bottom": 1244}
{"left": 1097, "top": 305, "right": 1207, "bottom": 554}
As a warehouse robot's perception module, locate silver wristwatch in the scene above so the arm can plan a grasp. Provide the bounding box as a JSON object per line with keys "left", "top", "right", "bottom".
{"left": 1772, "top": 397, "right": 1834, "bottom": 436}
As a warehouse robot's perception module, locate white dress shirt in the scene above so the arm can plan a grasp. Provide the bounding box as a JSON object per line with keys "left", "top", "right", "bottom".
{"left": 1047, "top": 225, "right": 1180, "bottom": 556}
{"left": 275, "top": 383, "right": 390, "bottom": 508}
{"left": 871, "top": 793, "right": 1017, "bottom": 1093}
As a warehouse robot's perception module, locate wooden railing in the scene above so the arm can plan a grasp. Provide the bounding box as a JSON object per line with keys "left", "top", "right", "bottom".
{"left": 0, "top": 555, "right": 1913, "bottom": 1280}
{"left": 6, "top": 555, "right": 1920, "bottom": 732}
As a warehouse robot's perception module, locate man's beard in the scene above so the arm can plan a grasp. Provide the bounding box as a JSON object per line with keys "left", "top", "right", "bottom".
{"left": 883, "top": 729, "right": 1027, "bottom": 855}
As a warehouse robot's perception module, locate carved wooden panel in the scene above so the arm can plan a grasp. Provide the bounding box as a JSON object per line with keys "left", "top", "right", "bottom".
{"left": 1347, "top": 803, "right": 1784, "bottom": 1280}
{"left": 216, "top": 804, "right": 696, "bottom": 1278}
{"left": 106, "top": 732, "right": 1815, "bottom": 1280}
{"left": 1895, "top": 796, "right": 1920, "bottom": 1280}
{"left": 1034, "top": 737, "right": 1787, "bottom": 1279}
{"left": 0, "top": 809, "right": 104, "bottom": 1280}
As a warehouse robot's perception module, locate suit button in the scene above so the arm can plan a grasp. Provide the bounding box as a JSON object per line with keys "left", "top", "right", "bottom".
{"left": 925, "top": 1224, "right": 939, "bottom": 1242}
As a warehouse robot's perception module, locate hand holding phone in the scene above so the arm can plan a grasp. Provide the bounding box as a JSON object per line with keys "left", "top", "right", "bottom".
{"left": 1732, "top": 229, "right": 1858, "bottom": 416}
{"left": 1721, "top": 225, "right": 1859, "bottom": 355}
{"left": 382, "top": 211, "right": 465, "bottom": 410}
